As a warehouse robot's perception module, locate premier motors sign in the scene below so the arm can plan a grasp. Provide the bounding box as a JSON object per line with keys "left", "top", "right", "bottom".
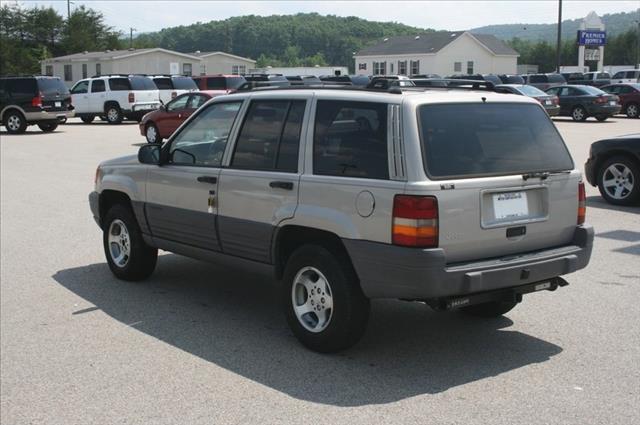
{"left": 577, "top": 30, "right": 606, "bottom": 46}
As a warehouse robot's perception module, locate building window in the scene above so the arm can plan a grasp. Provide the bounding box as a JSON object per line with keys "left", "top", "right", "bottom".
{"left": 183, "top": 63, "right": 192, "bottom": 76}
{"left": 82, "top": 64, "right": 88, "bottom": 79}
{"left": 373, "top": 61, "right": 386, "bottom": 75}
{"left": 45, "top": 65, "right": 53, "bottom": 76}
{"left": 410, "top": 60, "right": 420, "bottom": 76}
{"left": 390, "top": 62, "right": 394, "bottom": 74}
{"left": 358, "top": 63, "right": 367, "bottom": 71}
{"left": 63, "top": 64, "right": 72, "bottom": 81}
{"left": 96, "top": 63, "right": 101, "bottom": 76}
{"left": 467, "top": 61, "right": 474, "bottom": 74}
{"left": 398, "top": 61, "right": 407, "bottom": 75}
{"left": 200, "top": 63, "right": 206, "bottom": 75}
{"left": 454, "top": 62, "right": 461, "bottom": 73}
{"left": 231, "top": 65, "right": 246, "bottom": 75}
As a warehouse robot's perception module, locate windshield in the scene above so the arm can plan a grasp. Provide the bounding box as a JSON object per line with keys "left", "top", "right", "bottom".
{"left": 38, "top": 78, "right": 70, "bottom": 95}
{"left": 418, "top": 103, "right": 573, "bottom": 179}
{"left": 172, "top": 76, "right": 198, "bottom": 90}
{"left": 517, "top": 85, "right": 547, "bottom": 96}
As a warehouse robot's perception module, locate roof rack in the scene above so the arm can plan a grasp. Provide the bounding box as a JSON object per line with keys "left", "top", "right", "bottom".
{"left": 90, "top": 74, "right": 130, "bottom": 78}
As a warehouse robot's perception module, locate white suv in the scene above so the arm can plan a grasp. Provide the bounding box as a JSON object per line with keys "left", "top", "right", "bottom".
{"left": 147, "top": 75, "right": 198, "bottom": 104}
{"left": 70, "top": 75, "right": 161, "bottom": 124}
{"left": 89, "top": 85, "right": 593, "bottom": 352}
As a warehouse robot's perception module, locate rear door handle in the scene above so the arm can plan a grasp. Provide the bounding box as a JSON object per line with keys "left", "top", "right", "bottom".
{"left": 269, "top": 181, "right": 293, "bottom": 190}
{"left": 197, "top": 176, "right": 217, "bottom": 184}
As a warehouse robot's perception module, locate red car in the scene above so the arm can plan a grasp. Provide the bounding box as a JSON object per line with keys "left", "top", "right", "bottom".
{"left": 140, "top": 92, "right": 212, "bottom": 143}
{"left": 191, "top": 74, "right": 246, "bottom": 96}
{"left": 601, "top": 83, "right": 640, "bottom": 118}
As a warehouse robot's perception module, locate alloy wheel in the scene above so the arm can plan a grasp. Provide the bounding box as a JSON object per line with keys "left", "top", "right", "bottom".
{"left": 602, "top": 163, "right": 634, "bottom": 200}
{"left": 291, "top": 266, "right": 334, "bottom": 333}
{"left": 108, "top": 219, "right": 131, "bottom": 267}
{"left": 6, "top": 115, "right": 21, "bottom": 131}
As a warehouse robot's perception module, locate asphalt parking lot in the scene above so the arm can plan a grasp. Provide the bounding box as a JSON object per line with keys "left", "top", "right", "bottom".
{"left": 1, "top": 116, "right": 639, "bottom": 425}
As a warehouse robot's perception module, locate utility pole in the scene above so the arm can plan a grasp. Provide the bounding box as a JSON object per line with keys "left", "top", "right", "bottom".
{"left": 555, "top": 0, "right": 562, "bottom": 72}
{"left": 67, "top": 0, "right": 71, "bottom": 20}
{"left": 130, "top": 28, "right": 136, "bottom": 49}
{"left": 636, "top": 20, "right": 639, "bottom": 69}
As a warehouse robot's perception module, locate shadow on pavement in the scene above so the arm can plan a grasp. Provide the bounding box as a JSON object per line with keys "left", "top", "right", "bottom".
{"left": 53, "top": 255, "right": 562, "bottom": 406}
{"left": 587, "top": 196, "right": 640, "bottom": 214}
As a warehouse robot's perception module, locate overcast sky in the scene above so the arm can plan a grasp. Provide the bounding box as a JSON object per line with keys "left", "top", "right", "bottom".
{"left": 19, "top": 1, "right": 640, "bottom": 34}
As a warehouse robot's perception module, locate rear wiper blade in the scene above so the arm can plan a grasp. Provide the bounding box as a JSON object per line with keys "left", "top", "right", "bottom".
{"left": 522, "top": 170, "right": 571, "bottom": 181}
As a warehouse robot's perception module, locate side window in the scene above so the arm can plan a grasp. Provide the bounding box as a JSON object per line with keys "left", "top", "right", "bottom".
{"left": 91, "top": 80, "right": 105, "bottom": 93}
{"left": 71, "top": 81, "right": 89, "bottom": 94}
{"left": 619, "top": 86, "right": 633, "bottom": 94}
{"left": 169, "top": 102, "right": 242, "bottom": 166}
{"left": 605, "top": 86, "right": 619, "bottom": 94}
{"left": 108, "top": 78, "right": 131, "bottom": 91}
{"left": 166, "top": 95, "right": 189, "bottom": 111}
{"left": 313, "top": 100, "right": 388, "bottom": 180}
{"left": 231, "top": 100, "right": 306, "bottom": 172}
{"left": 567, "top": 87, "right": 582, "bottom": 96}
{"left": 187, "top": 94, "right": 208, "bottom": 109}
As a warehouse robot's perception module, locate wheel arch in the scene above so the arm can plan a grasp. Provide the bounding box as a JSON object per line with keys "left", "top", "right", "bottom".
{"left": 272, "top": 225, "right": 356, "bottom": 281}
{"left": 103, "top": 100, "right": 121, "bottom": 112}
{"left": 1, "top": 105, "right": 26, "bottom": 122}
{"left": 99, "top": 190, "right": 133, "bottom": 225}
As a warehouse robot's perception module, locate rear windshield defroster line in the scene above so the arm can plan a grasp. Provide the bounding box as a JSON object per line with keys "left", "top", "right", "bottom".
{"left": 418, "top": 103, "right": 574, "bottom": 180}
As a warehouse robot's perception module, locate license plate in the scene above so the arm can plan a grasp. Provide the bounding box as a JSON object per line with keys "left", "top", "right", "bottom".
{"left": 535, "top": 281, "right": 551, "bottom": 291}
{"left": 493, "top": 191, "right": 528, "bottom": 220}
{"left": 545, "top": 100, "right": 552, "bottom": 105}
{"left": 609, "top": 101, "right": 616, "bottom": 105}
{"left": 55, "top": 101, "right": 61, "bottom": 107}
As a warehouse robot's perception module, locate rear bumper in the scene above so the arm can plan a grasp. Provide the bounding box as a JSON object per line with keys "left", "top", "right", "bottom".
{"left": 544, "top": 105, "right": 560, "bottom": 116}
{"left": 585, "top": 104, "right": 621, "bottom": 115}
{"left": 24, "top": 109, "right": 75, "bottom": 122}
{"left": 344, "top": 225, "right": 594, "bottom": 300}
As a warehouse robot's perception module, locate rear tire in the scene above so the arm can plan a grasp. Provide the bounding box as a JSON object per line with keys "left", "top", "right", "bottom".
{"left": 460, "top": 300, "right": 518, "bottom": 318}
{"left": 37, "top": 122, "right": 58, "bottom": 132}
{"left": 81, "top": 115, "right": 95, "bottom": 124}
{"left": 282, "top": 245, "right": 370, "bottom": 353}
{"left": 103, "top": 204, "right": 157, "bottom": 281}
{"left": 105, "top": 104, "right": 122, "bottom": 124}
{"left": 597, "top": 155, "right": 640, "bottom": 206}
{"left": 3, "top": 110, "right": 27, "bottom": 134}
{"left": 571, "top": 106, "right": 587, "bottom": 122}
{"left": 625, "top": 103, "right": 639, "bottom": 118}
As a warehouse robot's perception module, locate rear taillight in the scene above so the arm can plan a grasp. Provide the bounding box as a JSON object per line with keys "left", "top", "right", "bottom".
{"left": 128, "top": 92, "right": 135, "bottom": 103}
{"left": 31, "top": 91, "right": 43, "bottom": 107}
{"left": 392, "top": 195, "right": 438, "bottom": 248}
{"left": 593, "top": 96, "right": 607, "bottom": 104}
{"left": 578, "top": 182, "right": 586, "bottom": 225}
{"left": 171, "top": 91, "right": 177, "bottom": 99}
{"left": 552, "top": 96, "right": 559, "bottom": 105}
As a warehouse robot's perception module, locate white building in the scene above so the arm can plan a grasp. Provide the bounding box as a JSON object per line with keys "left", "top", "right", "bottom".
{"left": 354, "top": 31, "right": 519, "bottom": 77}
{"left": 41, "top": 48, "right": 255, "bottom": 87}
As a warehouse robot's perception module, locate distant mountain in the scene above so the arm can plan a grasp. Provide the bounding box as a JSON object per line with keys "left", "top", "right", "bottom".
{"left": 471, "top": 9, "right": 639, "bottom": 42}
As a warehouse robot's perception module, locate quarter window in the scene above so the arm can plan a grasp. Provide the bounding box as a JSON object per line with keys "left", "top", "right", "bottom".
{"left": 231, "top": 100, "right": 306, "bottom": 172}
{"left": 64, "top": 65, "right": 72, "bottom": 81}
{"left": 313, "top": 100, "right": 388, "bottom": 180}
{"left": 169, "top": 101, "right": 242, "bottom": 166}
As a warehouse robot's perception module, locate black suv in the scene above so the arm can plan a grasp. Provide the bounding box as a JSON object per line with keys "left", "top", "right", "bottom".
{"left": 1, "top": 76, "right": 74, "bottom": 134}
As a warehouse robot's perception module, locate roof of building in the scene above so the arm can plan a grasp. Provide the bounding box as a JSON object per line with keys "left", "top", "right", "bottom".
{"left": 356, "top": 31, "right": 518, "bottom": 57}
{"left": 192, "top": 51, "right": 256, "bottom": 63}
{"left": 43, "top": 48, "right": 202, "bottom": 62}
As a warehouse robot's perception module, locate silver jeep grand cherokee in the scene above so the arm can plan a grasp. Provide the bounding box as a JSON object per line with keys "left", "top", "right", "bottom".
{"left": 89, "top": 86, "right": 593, "bottom": 353}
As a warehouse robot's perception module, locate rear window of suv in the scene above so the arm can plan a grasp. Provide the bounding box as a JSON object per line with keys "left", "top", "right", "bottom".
{"left": 130, "top": 76, "right": 157, "bottom": 90}
{"left": 38, "top": 78, "right": 69, "bottom": 95}
{"left": 109, "top": 78, "right": 131, "bottom": 91}
{"left": 418, "top": 103, "right": 573, "bottom": 179}
{"left": 172, "top": 77, "right": 197, "bottom": 90}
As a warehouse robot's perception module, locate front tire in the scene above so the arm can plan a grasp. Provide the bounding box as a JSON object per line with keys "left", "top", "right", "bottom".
{"left": 145, "top": 122, "right": 161, "bottom": 143}
{"left": 597, "top": 155, "right": 639, "bottom": 205}
{"left": 571, "top": 106, "right": 587, "bottom": 122}
{"left": 3, "top": 110, "right": 27, "bottom": 134}
{"left": 460, "top": 300, "right": 518, "bottom": 318}
{"left": 38, "top": 122, "right": 58, "bottom": 132}
{"left": 103, "top": 204, "right": 157, "bottom": 280}
{"left": 282, "top": 245, "right": 370, "bottom": 353}
{"left": 625, "top": 103, "right": 639, "bottom": 118}
{"left": 105, "top": 105, "right": 123, "bottom": 124}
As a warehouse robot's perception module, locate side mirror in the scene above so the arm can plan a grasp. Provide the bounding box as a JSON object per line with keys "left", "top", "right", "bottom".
{"left": 138, "top": 144, "right": 161, "bottom": 164}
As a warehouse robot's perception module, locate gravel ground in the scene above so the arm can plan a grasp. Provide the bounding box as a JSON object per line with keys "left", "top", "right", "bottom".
{"left": 1, "top": 115, "right": 639, "bottom": 425}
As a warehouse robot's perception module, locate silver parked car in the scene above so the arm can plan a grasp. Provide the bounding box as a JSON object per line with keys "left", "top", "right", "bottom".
{"left": 89, "top": 86, "right": 594, "bottom": 352}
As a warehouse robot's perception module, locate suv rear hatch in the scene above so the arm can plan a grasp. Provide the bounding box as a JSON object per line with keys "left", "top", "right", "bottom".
{"left": 110, "top": 77, "right": 160, "bottom": 108}
{"left": 37, "top": 78, "right": 71, "bottom": 112}
{"left": 412, "top": 101, "right": 579, "bottom": 263}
